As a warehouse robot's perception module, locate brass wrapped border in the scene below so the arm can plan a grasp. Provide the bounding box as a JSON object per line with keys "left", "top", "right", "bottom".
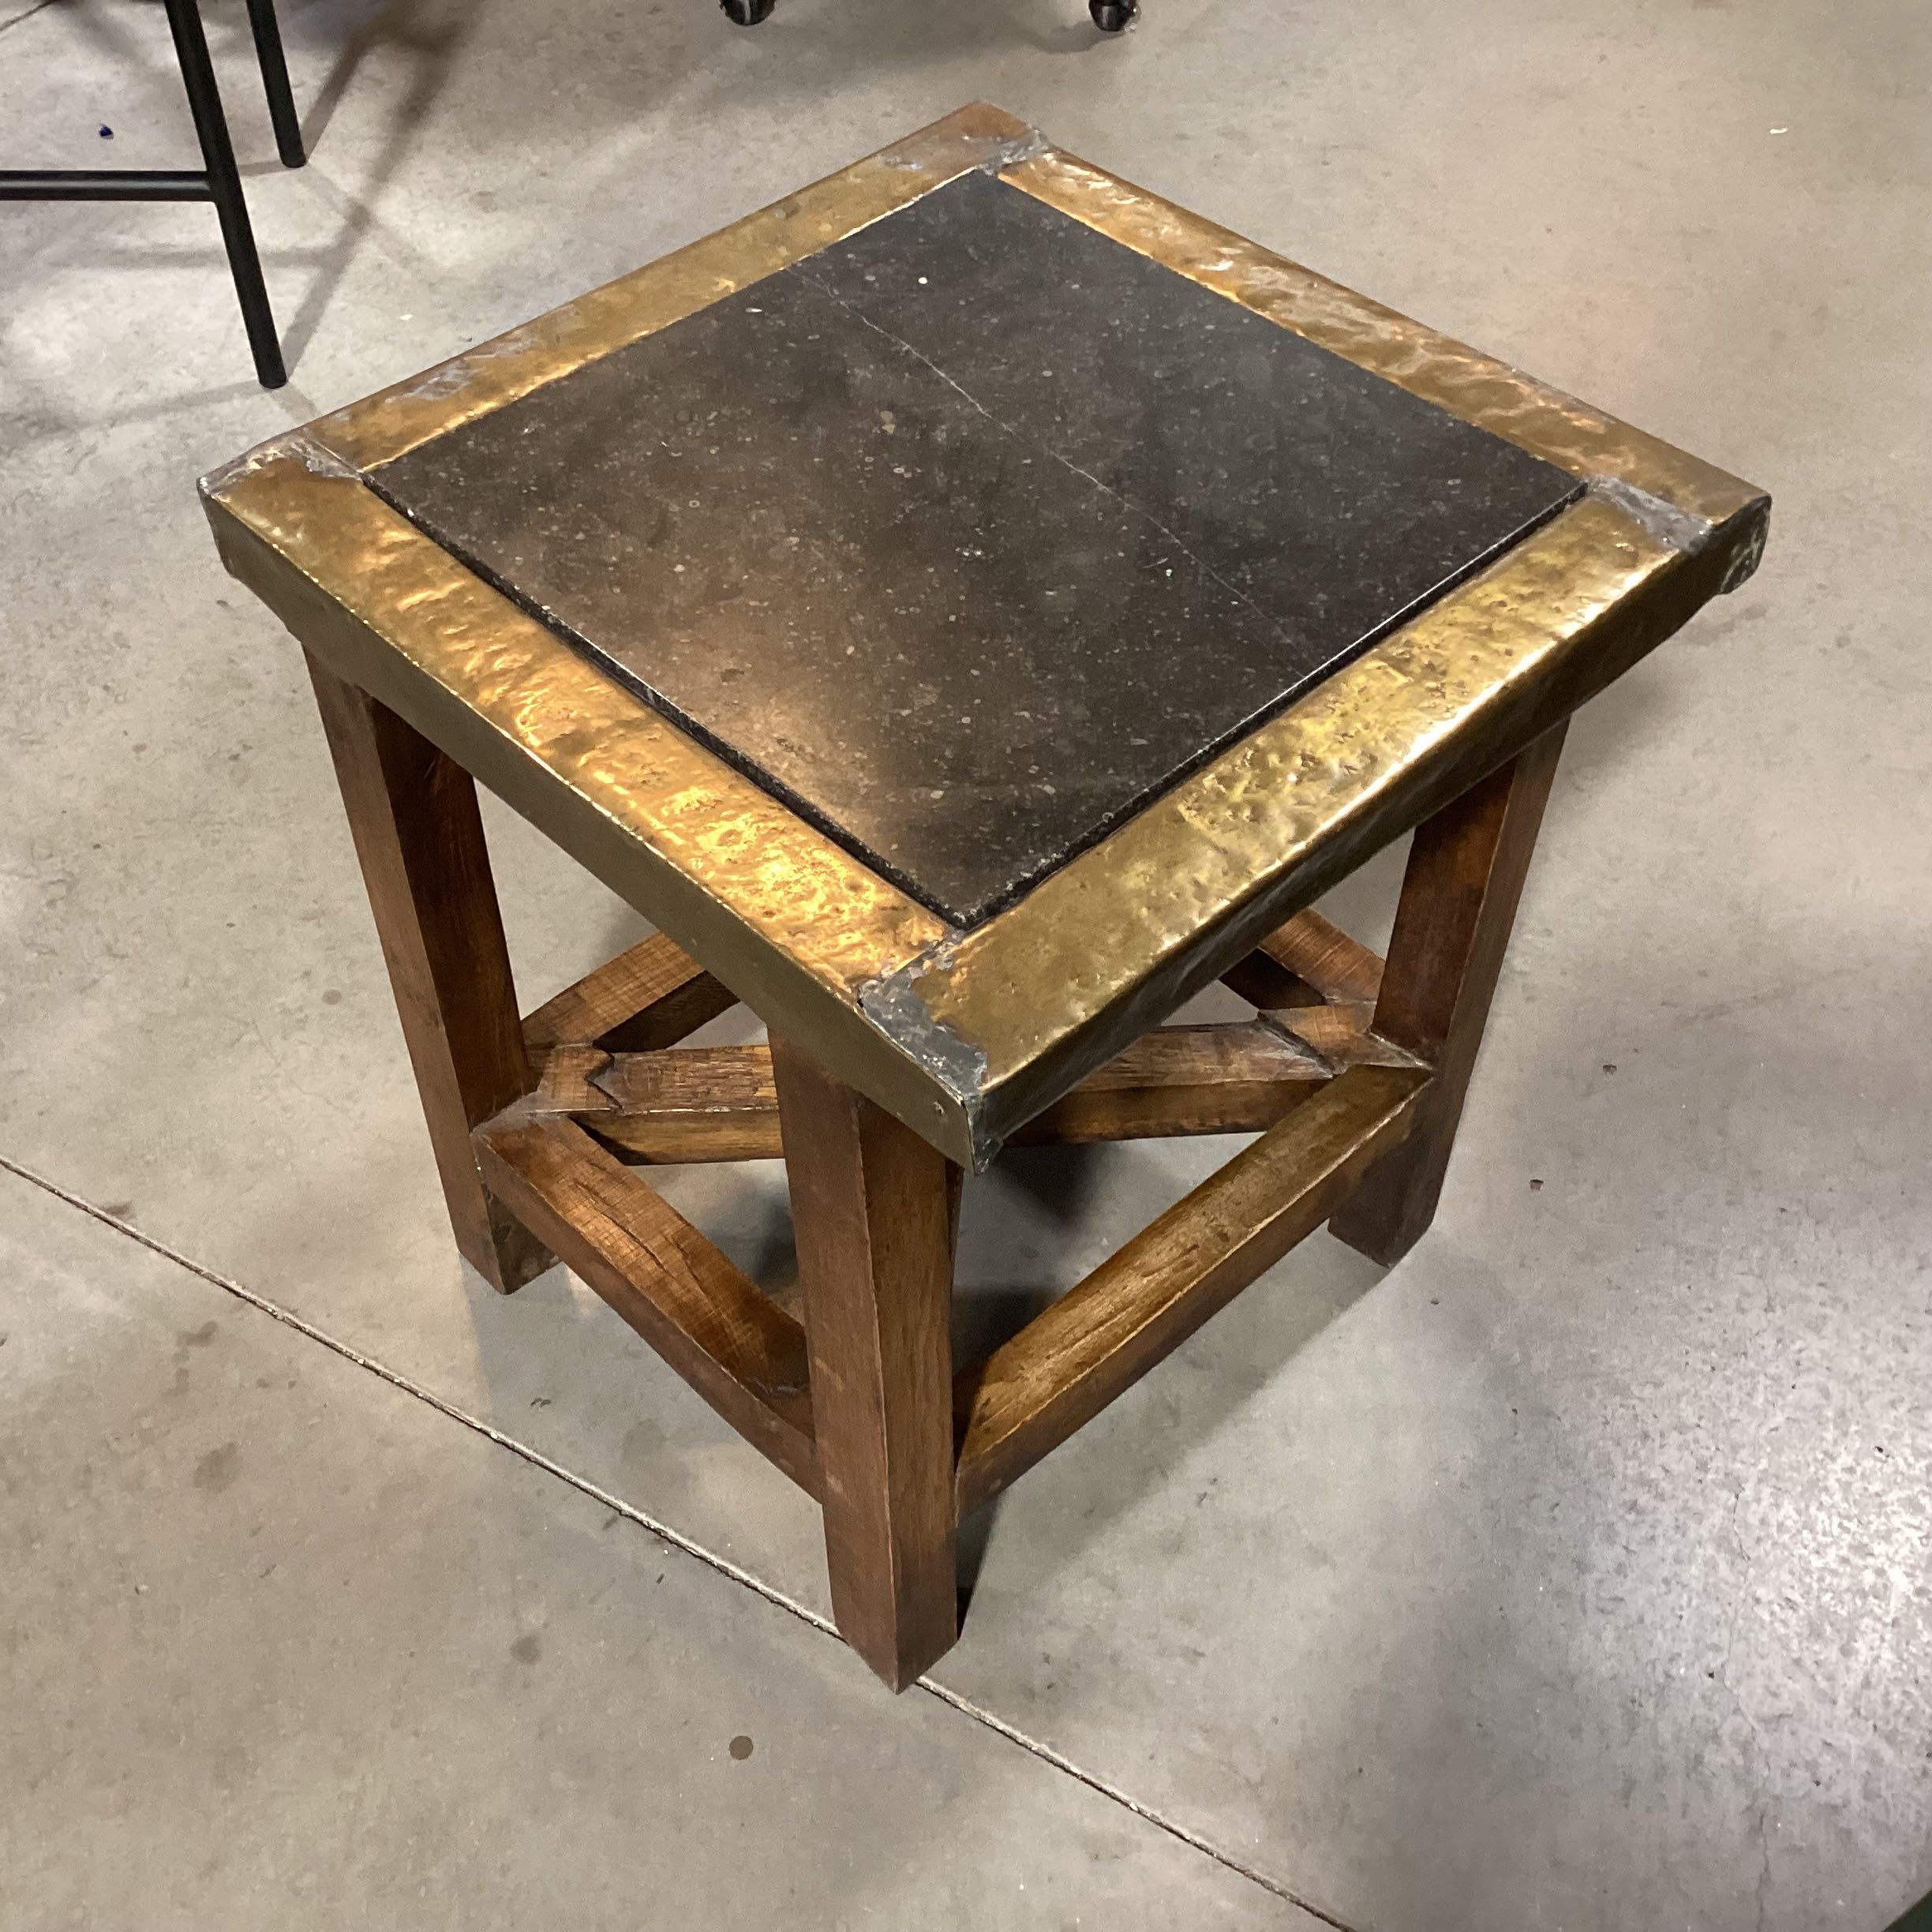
{"left": 204, "top": 107, "right": 1768, "bottom": 1168}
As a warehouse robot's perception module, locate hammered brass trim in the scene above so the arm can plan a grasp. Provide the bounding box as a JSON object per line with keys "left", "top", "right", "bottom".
{"left": 999, "top": 147, "right": 1764, "bottom": 533}
{"left": 204, "top": 105, "right": 1770, "bottom": 1170}
{"left": 201, "top": 444, "right": 972, "bottom": 1157}
{"left": 876, "top": 491, "right": 1747, "bottom": 1160}
{"left": 309, "top": 103, "right": 1039, "bottom": 474}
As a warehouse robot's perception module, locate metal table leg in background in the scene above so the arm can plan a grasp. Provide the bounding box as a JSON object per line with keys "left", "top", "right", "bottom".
{"left": 164, "top": 0, "right": 286, "bottom": 385}
{"left": 717, "top": 0, "right": 1139, "bottom": 28}
{"left": 0, "top": 0, "right": 302, "bottom": 388}
{"left": 245, "top": 0, "right": 307, "bottom": 170}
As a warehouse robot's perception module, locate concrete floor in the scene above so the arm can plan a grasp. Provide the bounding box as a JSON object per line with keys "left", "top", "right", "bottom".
{"left": 2, "top": 0, "right": 1928, "bottom": 1926}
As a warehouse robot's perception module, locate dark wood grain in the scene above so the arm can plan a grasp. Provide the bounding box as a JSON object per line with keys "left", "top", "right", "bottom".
{"left": 1018, "top": 1023, "right": 1328, "bottom": 1144}
{"left": 307, "top": 654, "right": 549, "bottom": 1294}
{"left": 953, "top": 1063, "right": 1429, "bottom": 1519}
{"left": 1329, "top": 724, "right": 1567, "bottom": 1267}
{"left": 541, "top": 1024, "right": 1337, "bottom": 1166}
{"left": 1226, "top": 908, "right": 1386, "bottom": 1010}
{"left": 522, "top": 931, "right": 736, "bottom": 1053}
{"left": 771, "top": 1034, "right": 959, "bottom": 1689}
{"left": 475, "top": 1110, "right": 818, "bottom": 1494}
{"left": 1220, "top": 949, "right": 1325, "bottom": 1011}
{"left": 567, "top": 1046, "right": 780, "bottom": 1163}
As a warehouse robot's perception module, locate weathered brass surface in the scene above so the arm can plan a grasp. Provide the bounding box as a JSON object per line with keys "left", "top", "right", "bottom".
{"left": 310, "top": 102, "right": 1038, "bottom": 473}
{"left": 363, "top": 164, "right": 1583, "bottom": 930}
{"left": 876, "top": 492, "right": 1750, "bottom": 1160}
{"left": 204, "top": 104, "right": 1769, "bottom": 1170}
{"left": 1003, "top": 147, "right": 1765, "bottom": 535}
{"left": 204, "top": 444, "right": 974, "bottom": 1156}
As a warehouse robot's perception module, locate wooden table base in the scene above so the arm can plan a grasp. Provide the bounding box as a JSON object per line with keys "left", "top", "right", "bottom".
{"left": 313, "top": 655, "right": 1564, "bottom": 1690}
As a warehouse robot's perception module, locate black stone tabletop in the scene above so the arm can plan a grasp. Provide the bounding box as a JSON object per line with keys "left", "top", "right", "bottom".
{"left": 371, "top": 172, "right": 1582, "bottom": 928}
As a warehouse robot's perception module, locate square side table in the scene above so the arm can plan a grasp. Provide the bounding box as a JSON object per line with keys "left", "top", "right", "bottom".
{"left": 204, "top": 103, "right": 1767, "bottom": 1688}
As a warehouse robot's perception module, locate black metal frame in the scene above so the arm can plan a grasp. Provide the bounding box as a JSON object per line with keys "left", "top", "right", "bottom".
{"left": 720, "top": 0, "right": 1139, "bottom": 28}
{"left": 0, "top": 0, "right": 305, "bottom": 389}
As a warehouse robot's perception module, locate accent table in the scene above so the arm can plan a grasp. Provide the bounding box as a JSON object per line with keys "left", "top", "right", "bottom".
{"left": 202, "top": 104, "right": 1769, "bottom": 1689}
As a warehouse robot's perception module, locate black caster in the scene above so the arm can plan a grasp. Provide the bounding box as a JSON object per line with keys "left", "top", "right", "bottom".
{"left": 1090, "top": 0, "right": 1136, "bottom": 29}
{"left": 721, "top": 0, "right": 773, "bottom": 22}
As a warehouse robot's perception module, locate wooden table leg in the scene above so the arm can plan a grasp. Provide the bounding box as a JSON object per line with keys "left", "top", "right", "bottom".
{"left": 1330, "top": 722, "right": 1568, "bottom": 1268}
{"left": 771, "top": 1034, "right": 959, "bottom": 1689}
{"left": 307, "top": 654, "right": 550, "bottom": 1294}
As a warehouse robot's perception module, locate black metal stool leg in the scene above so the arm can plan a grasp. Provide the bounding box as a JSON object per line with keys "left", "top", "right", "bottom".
{"left": 162, "top": 0, "right": 286, "bottom": 388}
{"left": 244, "top": 0, "right": 307, "bottom": 169}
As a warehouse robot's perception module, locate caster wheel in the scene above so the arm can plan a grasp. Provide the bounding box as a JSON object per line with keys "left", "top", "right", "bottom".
{"left": 1090, "top": 0, "right": 1136, "bottom": 29}
{"left": 721, "top": 0, "right": 773, "bottom": 23}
